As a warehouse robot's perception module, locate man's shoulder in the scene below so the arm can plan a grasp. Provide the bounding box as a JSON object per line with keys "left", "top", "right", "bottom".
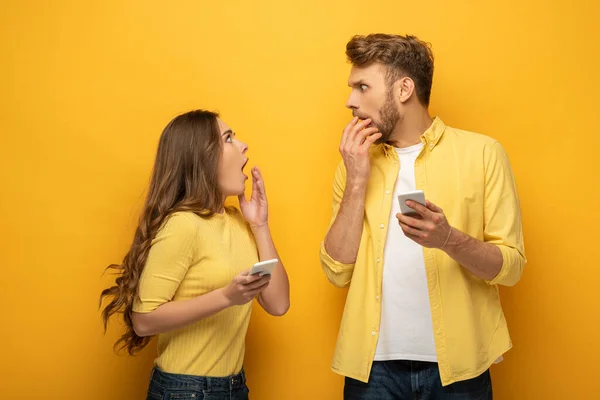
{"left": 443, "top": 124, "right": 499, "bottom": 148}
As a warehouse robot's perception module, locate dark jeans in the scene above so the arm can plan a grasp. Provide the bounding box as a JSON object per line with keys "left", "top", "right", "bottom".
{"left": 146, "top": 366, "right": 249, "bottom": 400}
{"left": 344, "top": 361, "right": 492, "bottom": 400}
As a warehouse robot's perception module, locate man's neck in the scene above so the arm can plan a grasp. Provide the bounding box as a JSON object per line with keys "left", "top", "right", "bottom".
{"left": 388, "top": 108, "right": 433, "bottom": 148}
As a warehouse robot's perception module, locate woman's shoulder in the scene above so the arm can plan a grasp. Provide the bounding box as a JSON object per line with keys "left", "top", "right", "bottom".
{"left": 225, "top": 206, "right": 248, "bottom": 227}
{"left": 160, "top": 211, "right": 201, "bottom": 235}
{"left": 164, "top": 208, "right": 251, "bottom": 233}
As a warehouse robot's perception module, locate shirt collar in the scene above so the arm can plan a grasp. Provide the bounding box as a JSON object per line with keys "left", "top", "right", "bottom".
{"left": 378, "top": 116, "right": 446, "bottom": 157}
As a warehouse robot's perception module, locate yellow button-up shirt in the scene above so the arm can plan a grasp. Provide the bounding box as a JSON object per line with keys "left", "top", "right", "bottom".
{"left": 320, "top": 117, "right": 526, "bottom": 386}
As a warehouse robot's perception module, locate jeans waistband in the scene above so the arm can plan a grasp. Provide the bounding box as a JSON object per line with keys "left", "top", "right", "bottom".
{"left": 150, "top": 367, "right": 246, "bottom": 391}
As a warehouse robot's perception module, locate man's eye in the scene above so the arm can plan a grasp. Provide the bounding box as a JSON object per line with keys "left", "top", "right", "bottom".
{"left": 360, "top": 84, "right": 368, "bottom": 91}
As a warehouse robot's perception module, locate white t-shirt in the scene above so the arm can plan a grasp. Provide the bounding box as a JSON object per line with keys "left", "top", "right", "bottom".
{"left": 374, "top": 142, "right": 437, "bottom": 362}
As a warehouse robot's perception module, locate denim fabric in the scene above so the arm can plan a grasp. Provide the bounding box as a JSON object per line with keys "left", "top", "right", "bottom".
{"left": 344, "top": 361, "right": 492, "bottom": 400}
{"left": 146, "top": 367, "right": 249, "bottom": 400}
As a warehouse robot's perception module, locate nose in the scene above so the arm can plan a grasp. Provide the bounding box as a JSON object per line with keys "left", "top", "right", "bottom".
{"left": 346, "top": 91, "right": 358, "bottom": 111}
{"left": 236, "top": 138, "right": 248, "bottom": 154}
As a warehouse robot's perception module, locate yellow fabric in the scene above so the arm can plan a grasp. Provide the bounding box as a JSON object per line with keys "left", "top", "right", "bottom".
{"left": 320, "top": 117, "right": 526, "bottom": 386}
{"left": 133, "top": 209, "right": 258, "bottom": 377}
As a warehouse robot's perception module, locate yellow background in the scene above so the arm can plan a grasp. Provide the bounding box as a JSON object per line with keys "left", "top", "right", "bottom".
{"left": 1, "top": 1, "right": 599, "bottom": 399}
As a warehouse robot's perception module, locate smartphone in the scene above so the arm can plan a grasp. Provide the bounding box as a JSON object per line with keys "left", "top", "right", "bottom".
{"left": 397, "top": 190, "right": 426, "bottom": 215}
{"left": 249, "top": 258, "right": 278, "bottom": 276}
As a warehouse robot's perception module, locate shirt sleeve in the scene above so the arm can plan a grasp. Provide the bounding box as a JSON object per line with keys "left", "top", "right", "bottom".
{"left": 133, "top": 213, "right": 198, "bottom": 313}
{"left": 482, "top": 141, "right": 527, "bottom": 286}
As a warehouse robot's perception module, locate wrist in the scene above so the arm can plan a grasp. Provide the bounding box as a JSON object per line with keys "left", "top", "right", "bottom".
{"left": 440, "top": 226, "right": 461, "bottom": 253}
{"left": 346, "top": 178, "right": 368, "bottom": 193}
{"left": 250, "top": 222, "right": 270, "bottom": 232}
{"left": 439, "top": 226, "right": 453, "bottom": 250}
{"left": 216, "top": 287, "right": 234, "bottom": 308}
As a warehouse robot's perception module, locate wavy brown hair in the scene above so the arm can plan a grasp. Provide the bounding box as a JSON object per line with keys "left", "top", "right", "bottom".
{"left": 100, "top": 109, "right": 224, "bottom": 354}
{"left": 346, "top": 34, "right": 435, "bottom": 106}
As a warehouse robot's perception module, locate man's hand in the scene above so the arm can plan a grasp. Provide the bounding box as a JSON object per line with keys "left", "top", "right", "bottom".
{"left": 396, "top": 200, "right": 453, "bottom": 249}
{"left": 340, "top": 117, "right": 382, "bottom": 187}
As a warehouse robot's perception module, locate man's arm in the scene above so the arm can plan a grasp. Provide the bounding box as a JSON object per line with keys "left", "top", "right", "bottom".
{"left": 320, "top": 118, "right": 381, "bottom": 287}
{"left": 396, "top": 141, "right": 526, "bottom": 285}
{"left": 323, "top": 175, "right": 367, "bottom": 264}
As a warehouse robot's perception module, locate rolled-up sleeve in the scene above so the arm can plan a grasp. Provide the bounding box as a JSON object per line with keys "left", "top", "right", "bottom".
{"left": 482, "top": 141, "right": 526, "bottom": 286}
{"left": 320, "top": 241, "right": 355, "bottom": 288}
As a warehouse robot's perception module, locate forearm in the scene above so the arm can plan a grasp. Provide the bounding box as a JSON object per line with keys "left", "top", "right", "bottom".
{"left": 442, "top": 228, "right": 503, "bottom": 281}
{"left": 323, "top": 183, "right": 366, "bottom": 264}
{"left": 132, "top": 289, "right": 231, "bottom": 337}
{"left": 251, "top": 224, "right": 290, "bottom": 316}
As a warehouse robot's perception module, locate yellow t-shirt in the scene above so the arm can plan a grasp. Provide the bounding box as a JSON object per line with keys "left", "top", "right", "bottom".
{"left": 133, "top": 208, "right": 258, "bottom": 377}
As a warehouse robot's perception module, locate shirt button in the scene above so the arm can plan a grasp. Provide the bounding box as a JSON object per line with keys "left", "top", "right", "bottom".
{"left": 380, "top": 224, "right": 385, "bottom": 229}
{"left": 376, "top": 257, "right": 381, "bottom": 262}
{"left": 385, "top": 189, "right": 391, "bottom": 194}
{"left": 372, "top": 331, "right": 376, "bottom": 336}
{"left": 376, "top": 295, "right": 380, "bottom": 301}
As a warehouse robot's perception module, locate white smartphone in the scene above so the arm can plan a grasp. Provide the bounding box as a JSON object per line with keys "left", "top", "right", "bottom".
{"left": 250, "top": 258, "right": 278, "bottom": 276}
{"left": 397, "top": 190, "right": 426, "bottom": 215}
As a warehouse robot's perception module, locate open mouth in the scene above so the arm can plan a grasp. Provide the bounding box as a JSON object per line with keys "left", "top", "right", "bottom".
{"left": 242, "top": 159, "right": 249, "bottom": 179}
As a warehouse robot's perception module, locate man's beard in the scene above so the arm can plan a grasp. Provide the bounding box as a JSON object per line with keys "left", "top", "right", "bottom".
{"left": 375, "top": 90, "right": 401, "bottom": 144}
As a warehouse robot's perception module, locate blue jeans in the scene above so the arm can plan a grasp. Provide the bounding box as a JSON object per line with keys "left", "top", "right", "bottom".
{"left": 344, "top": 361, "right": 492, "bottom": 400}
{"left": 146, "top": 367, "right": 249, "bottom": 400}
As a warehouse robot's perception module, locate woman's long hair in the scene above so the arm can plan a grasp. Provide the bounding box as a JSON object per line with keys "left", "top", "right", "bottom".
{"left": 100, "top": 109, "right": 224, "bottom": 354}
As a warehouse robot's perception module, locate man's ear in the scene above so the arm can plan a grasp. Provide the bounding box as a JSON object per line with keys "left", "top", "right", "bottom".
{"left": 396, "top": 77, "right": 416, "bottom": 104}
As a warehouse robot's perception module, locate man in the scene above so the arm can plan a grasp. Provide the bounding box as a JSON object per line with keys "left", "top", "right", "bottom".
{"left": 320, "top": 33, "right": 526, "bottom": 399}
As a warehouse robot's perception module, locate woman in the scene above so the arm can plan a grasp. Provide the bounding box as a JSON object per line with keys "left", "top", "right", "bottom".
{"left": 100, "top": 109, "right": 290, "bottom": 400}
